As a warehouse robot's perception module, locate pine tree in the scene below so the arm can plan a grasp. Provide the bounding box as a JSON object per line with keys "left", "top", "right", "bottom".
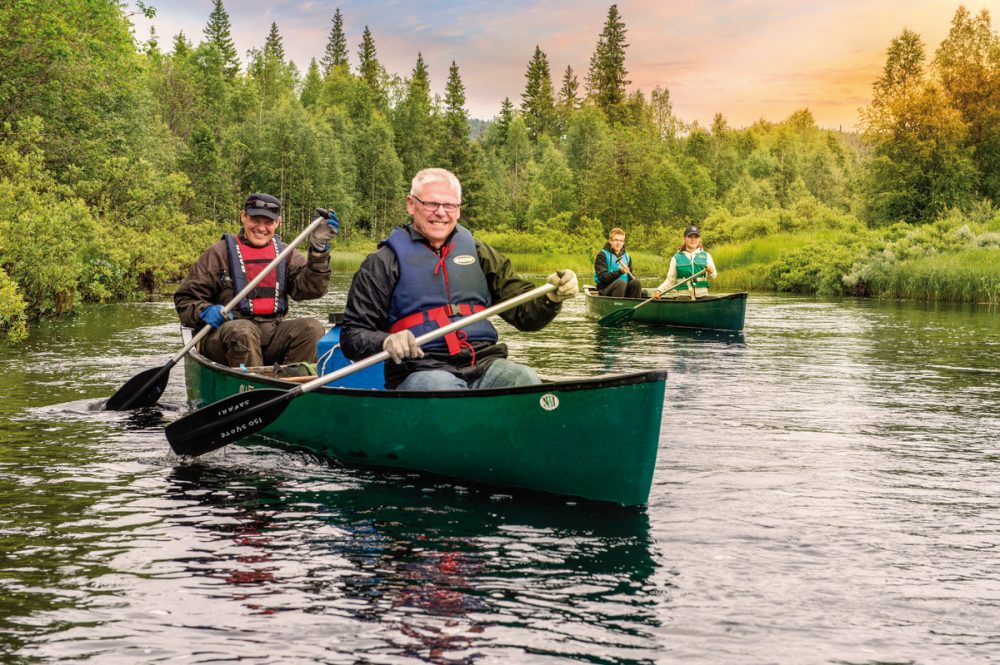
{"left": 559, "top": 65, "right": 579, "bottom": 110}
{"left": 264, "top": 22, "right": 285, "bottom": 62}
{"left": 301, "top": 58, "right": 323, "bottom": 108}
{"left": 321, "top": 8, "right": 349, "bottom": 76}
{"left": 172, "top": 31, "right": 192, "bottom": 59}
{"left": 394, "top": 53, "right": 435, "bottom": 177}
{"left": 439, "top": 63, "right": 488, "bottom": 226}
{"left": 247, "top": 23, "right": 294, "bottom": 106}
{"left": 521, "top": 46, "right": 556, "bottom": 140}
{"left": 357, "top": 26, "right": 386, "bottom": 109}
{"left": 556, "top": 65, "right": 579, "bottom": 136}
{"left": 442, "top": 61, "right": 470, "bottom": 170}
{"left": 586, "top": 4, "right": 630, "bottom": 123}
{"left": 203, "top": 0, "right": 239, "bottom": 78}
{"left": 496, "top": 97, "right": 514, "bottom": 140}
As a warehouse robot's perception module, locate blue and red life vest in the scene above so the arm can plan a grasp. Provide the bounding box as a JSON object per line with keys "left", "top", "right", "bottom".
{"left": 384, "top": 224, "right": 497, "bottom": 357}
{"left": 224, "top": 233, "right": 288, "bottom": 316}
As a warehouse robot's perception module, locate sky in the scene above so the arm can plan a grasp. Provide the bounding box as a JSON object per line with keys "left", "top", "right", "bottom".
{"left": 130, "top": 0, "right": 999, "bottom": 130}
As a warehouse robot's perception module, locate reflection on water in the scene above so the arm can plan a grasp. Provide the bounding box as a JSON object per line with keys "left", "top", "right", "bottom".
{"left": 1, "top": 281, "right": 999, "bottom": 662}
{"left": 143, "top": 461, "right": 658, "bottom": 663}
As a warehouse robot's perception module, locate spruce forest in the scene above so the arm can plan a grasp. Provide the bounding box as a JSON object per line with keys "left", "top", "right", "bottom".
{"left": 1, "top": 1, "right": 999, "bottom": 341}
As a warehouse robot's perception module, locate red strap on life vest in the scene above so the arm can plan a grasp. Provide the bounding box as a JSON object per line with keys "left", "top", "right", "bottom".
{"left": 388, "top": 303, "right": 486, "bottom": 355}
{"left": 434, "top": 243, "right": 453, "bottom": 296}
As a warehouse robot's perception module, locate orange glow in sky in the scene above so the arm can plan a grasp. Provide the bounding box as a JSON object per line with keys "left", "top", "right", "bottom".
{"left": 132, "top": 1, "right": 997, "bottom": 130}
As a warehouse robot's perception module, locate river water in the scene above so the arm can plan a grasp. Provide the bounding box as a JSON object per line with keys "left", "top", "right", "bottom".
{"left": 1, "top": 274, "right": 998, "bottom": 664}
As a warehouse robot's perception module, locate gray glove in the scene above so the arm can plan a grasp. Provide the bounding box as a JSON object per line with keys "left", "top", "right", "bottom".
{"left": 546, "top": 269, "right": 578, "bottom": 302}
{"left": 382, "top": 330, "right": 424, "bottom": 364}
{"left": 310, "top": 210, "right": 340, "bottom": 252}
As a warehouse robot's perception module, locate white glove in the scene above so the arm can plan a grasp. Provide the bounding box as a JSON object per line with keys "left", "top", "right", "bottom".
{"left": 546, "top": 269, "right": 578, "bottom": 302}
{"left": 310, "top": 218, "right": 338, "bottom": 252}
{"left": 382, "top": 330, "right": 424, "bottom": 364}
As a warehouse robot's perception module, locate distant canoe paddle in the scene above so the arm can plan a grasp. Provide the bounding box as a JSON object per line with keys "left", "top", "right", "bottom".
{"left": 598, "top": 268, "right": 707, "bottom": 326}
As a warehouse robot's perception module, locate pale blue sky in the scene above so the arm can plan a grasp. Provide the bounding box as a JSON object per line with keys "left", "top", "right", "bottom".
{"left": 131, "top": 0, "right": 994, "bottom": 129}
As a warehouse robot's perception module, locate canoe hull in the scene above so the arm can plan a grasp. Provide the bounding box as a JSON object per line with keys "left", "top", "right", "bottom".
{"left": 183, "top": 352, "right": 667, "bottom": 506}
{"left": 585, "top": 288, "right": 748, "bottom": 331}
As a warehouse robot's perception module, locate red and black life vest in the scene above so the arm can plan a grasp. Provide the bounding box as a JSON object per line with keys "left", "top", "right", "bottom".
{"left": 384, "top": 224, "right": 498, "bottom": 357}
{"left": 224, "top": 233, "right": 288, "bottom": 316}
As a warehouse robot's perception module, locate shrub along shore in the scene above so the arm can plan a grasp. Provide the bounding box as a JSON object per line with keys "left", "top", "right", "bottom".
{"left": 329, "top": 198, "right": 1000, "bottom": 306}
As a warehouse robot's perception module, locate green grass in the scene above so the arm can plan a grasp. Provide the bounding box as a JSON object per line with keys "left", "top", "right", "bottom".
{"left": 329, "top": 231, "right": 1000, "bottom": 303}
{"left": 876, "top": 248, "right": 1000, "bottom": 303}
{"left": 711, "top": 232, "right": 812, "bottom": 268}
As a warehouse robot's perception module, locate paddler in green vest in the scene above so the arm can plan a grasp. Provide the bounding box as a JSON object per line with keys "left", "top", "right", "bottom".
{"left": 653, "top": 226, "right": 717, "bottom": 299}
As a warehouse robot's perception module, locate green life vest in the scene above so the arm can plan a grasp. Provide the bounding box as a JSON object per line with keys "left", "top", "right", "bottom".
{"left": 671, "top": 249, "right": 709, "bottom": 291}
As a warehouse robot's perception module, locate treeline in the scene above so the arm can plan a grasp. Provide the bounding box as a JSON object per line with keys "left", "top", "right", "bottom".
{"left": 1, "top": 1, "right": 999, "bottom": 342}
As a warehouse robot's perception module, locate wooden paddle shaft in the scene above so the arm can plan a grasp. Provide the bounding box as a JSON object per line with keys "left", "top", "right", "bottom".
{"left": 170, "top": 214, "right": 329, "bottom": 364}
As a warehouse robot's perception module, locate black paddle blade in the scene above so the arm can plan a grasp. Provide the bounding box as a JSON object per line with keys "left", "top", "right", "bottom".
{"left": 165, "top": 388, "right": 293, "bottom": 457}
{"left": 597, "top": 308, "right": 636, "bottom": 326}
{"left": 105, "top": 364, "right": 171, "bottom": 411}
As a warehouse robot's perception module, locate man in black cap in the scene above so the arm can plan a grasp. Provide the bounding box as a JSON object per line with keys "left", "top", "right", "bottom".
{"left": 652, "top": 225, "right": 718, "bottom": 299}
{"left": 174, "top": 192, "right": 338, "bottom": 368}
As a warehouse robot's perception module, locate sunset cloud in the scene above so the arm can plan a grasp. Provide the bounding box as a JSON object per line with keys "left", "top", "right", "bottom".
{"left": 132, "top": 0, "right": 986, "bottom": 129}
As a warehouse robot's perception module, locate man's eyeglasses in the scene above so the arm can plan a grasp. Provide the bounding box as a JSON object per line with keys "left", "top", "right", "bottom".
{"left": 411, "top": 195, "right": 460, "bottom": 214}
{"left": 246, "top": 200, "right": 280, "bottom": 212}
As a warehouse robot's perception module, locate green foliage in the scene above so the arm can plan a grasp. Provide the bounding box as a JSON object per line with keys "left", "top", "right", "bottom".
{"left": 859, "top": 11, "right": 998, "bottom": 225}
{"left": 0, "top": 0, "right": 148, "bottom": 181}
{"left": 586, "top": 4, "right": 630, "bottom": 123}
{"left": 203, "top": 0, "right": 240, "bottom": 78}
{"left": 356, "top": 27, "right": 387, "bottom": 111}
{"left": 321, "top": 9, "right": 349, "bottom": 75}
{"left": 526, "top": 138, "right": 576, "bottom": 223}
{"left": 5, "top": 0, "right": 1000, "bottom": 346}
{"left": 933, "top": 7, "right": 1000, "bottom": 203}
{"left": 765, "top": 237, "right": 865, "bottom": 295}
{"left": 522, "top": 46, "right": 556, "bottom": 140}
{"left": 392, "top": 53, "right": 437, "bottom": 179}
{"left": 0, "top": 266, "right": 27, "bottom": 342}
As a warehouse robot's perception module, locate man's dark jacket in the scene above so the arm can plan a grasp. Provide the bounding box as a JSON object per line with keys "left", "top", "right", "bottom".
{"left": 341, "top": 224, "right": 561, "bottom": 389}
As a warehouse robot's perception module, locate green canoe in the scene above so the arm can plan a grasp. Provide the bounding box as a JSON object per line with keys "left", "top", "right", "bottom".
{"left": 181, "top": 346, "right": 667, "bottom": 507}
{"left": 584, "top": 286, "right": 748, "bottom": 331}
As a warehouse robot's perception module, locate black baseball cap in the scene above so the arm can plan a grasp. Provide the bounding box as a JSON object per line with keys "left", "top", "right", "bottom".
{"left": 684, "top": 226, "right": 700, "bottom": 237}
{"left": 244, "top": 193, "right": 281, "bottom": 220}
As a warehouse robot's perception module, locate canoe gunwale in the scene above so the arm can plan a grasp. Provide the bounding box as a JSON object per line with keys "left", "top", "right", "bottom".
{"left": 188, "top": 346, "right": 668, "bottom": 396}
{"left": 582, "top": 286, "right": 748, "bottom": 305}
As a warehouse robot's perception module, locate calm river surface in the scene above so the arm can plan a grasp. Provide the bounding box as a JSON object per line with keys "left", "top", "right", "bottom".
{"left": 1, "top": 273, "right": 998, "bottom": 664}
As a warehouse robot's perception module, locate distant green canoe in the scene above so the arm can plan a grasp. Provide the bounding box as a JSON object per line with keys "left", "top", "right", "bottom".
{"left": 182, "top": 346, "right": 667, "bottom": 506}
{"left": 584, "top": 287, "right": 748, "bottom": 332}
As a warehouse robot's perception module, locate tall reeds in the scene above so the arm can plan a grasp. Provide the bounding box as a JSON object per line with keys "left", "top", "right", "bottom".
{"left": 874, "top": 249, "right": 1000, "bottom": 304}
